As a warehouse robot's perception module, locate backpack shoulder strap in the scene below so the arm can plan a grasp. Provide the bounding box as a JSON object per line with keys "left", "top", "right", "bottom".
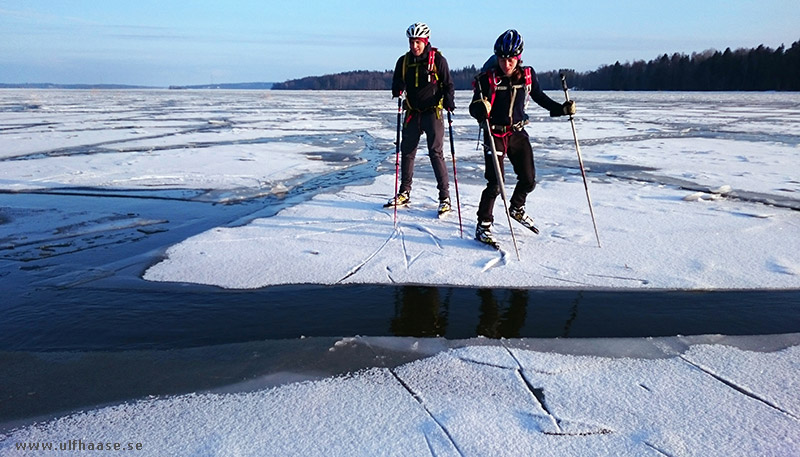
{"left": 486, "top": 69, "right": 500, "bottom": 107}
{"left": 524, "top": 67, "right": 532, "bottom": 93}
{"left": 402, "top": 50, "right": 438, "bottom": 86}
{"left": 428, "top": 48, "right": 439, "bottom": 83}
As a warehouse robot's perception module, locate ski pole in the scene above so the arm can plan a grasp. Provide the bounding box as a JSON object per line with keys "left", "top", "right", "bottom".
{"left": 477, "top": 84, "right": 520, "bottom": 260}
{"left": 447, "top": 110, "right": 464, "bottom": 238}
{"left": 560, "top": 74, "right": 601, "bottom": 248}
{"left": 394, "top": 96, "right": 402, "bottom": 227}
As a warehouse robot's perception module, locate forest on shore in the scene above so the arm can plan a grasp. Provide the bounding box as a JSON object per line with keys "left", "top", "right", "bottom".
{"left": 273, "top": 40, "right": 800, "bottom": 91}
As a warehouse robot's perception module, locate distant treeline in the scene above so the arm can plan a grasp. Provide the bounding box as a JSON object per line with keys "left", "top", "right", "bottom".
{"left": 272, "top": 71, "right": 393, "bottom": 90}
{"left": 273, "top": 40, "right": 800, "bottom": 91}
{"left": 271, "top": 66, "right": 482, "bottom": 91}
{"left": 549, "top": 40, "right": 800, "bottom": 91}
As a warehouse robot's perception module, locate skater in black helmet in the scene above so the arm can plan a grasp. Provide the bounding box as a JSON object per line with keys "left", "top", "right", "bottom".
{"left": 469, "top": 29, "right": 576, "bottom": 246}
{"left": 386, "top": 22, "right": 456, "bottom": 217}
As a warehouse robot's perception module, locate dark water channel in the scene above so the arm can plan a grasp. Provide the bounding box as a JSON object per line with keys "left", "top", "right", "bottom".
{"left": 1, "top": 150, "right": 798, "bottom": 352}
{"left": 4, "top": 280, "right": 799, "bottom": 352}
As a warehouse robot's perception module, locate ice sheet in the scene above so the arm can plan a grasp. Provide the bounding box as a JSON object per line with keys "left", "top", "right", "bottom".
{"left": 3, "top": 337, "right": 798, "bottom": 457}
{"left": 3, "top": 90, "right": 799, "bottom": 290}
{"left": 143, "top": 172, "right": 800, "bottom": 289}
{"left": 2, "top": 90, "right": 799, "bottom": 456}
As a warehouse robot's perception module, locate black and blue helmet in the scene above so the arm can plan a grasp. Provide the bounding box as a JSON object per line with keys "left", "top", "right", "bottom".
{"left": 494, "top": 29, "right": 524, "bottom": 58}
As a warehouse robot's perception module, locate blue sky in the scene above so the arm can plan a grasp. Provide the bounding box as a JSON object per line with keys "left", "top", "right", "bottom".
{"left": 1, "top": 0, "right": 798, "bottom": 86}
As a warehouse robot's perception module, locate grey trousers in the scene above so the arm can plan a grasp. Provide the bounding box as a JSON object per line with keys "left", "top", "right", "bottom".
{"left": 399, "top": 109, "right": 450, "bottom": 201}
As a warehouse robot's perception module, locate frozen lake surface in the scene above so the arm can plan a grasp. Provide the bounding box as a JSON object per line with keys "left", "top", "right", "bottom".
{"left": 1, "top": 90, "right": 799, "bottom": 455}
{"left": 3, "top": 90, "right": 799, "bottom": 292}
{"left": 1, "top": 89, "right": 798, "bottom": 349}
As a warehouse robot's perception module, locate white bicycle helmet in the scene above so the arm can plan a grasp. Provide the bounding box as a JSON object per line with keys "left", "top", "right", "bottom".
{"left": 406, "top": 22, "right": 431, "bottom": 39}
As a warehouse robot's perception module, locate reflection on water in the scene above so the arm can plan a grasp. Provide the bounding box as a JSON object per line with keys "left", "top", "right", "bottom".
{"left": 476, "top": 288, "right": 528, "bottom": 338}
{"left": 391, "top": 287, "right": 448, "bottom": 337}
{"left": 387, "top": 286, "right": 799, "bottom": 343}
{"left": 1, "top": 283, "right": 799, "bottom": 352}
{"left": 389, "top": 287, "right": 536, "bottom": 339}
{"left": 562, "top": 291, "right": 582, "bottom": 338}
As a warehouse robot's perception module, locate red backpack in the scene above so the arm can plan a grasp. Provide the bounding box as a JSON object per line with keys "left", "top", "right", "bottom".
{"left": 483, "top": 66, "right": 532, "bottom": 108}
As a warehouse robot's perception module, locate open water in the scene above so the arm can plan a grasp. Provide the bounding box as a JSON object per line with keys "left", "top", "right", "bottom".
{"left": 1, "top": 176, "right": 798, "bottom": 352}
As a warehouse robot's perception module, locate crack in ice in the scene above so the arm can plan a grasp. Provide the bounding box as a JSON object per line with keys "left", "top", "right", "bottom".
{"left": 680, "top": 356, "right": 800, "bottom": 421}
{"left": 502, "top": 343, "right": 564, "bottom": 434}
{"left": 388, "top": 368, "right": 466, "bottom": 457}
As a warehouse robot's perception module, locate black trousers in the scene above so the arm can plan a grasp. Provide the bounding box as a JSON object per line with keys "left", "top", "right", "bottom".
{"left": 477, "top": 130, "right": 536, "bottom": 223}
{"left": 399, "top": 109, "right": 450, "bottom": 201}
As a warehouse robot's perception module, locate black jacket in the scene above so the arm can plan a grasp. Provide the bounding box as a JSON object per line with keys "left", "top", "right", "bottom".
{"left": 392, "top": 44, "right": 455, "bottom": 111}
{"left": 470, "top": 64, "right": 563, "bottom": 126}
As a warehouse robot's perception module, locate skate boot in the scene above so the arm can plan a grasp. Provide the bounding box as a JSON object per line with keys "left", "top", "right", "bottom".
{"left": 384, "top": 191, "right": 410, "bottom": 208}
{"left": 437, "top": 197, "right": 451, "bottom": 217}
{"left": 509, "top": 206, "right": 540, "bottom": 234}
{"left": 475, "top": 221, "right": 499, "bottom": 249}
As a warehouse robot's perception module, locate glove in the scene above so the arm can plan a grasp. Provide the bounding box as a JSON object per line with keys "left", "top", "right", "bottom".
{"left": 392, "top": 90, "right": 403, "bottom": 98}
{"left": 444, "top": 100, "right": 456, "bottom": 112}
{"left": 562, "top": 100, "right": 576, "bottom": 115}
{"left": 471, "top": 98, "right": 492, "bottom": 122}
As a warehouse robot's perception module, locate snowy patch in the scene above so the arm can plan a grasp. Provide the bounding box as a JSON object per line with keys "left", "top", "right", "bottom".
{"left": 3, "top": 337, "right": 798, "bottom": 457}
{"left": 144, "top": 172, "right": 800, "bottom": 290}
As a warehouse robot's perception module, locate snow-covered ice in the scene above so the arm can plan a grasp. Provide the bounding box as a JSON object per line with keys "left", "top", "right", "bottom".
{"left": 1, "top": 89, "right": 799, "bottom": 456}
{"left": 141, "top": 171, "right": 800, "bottom": 289}
{"left": 3, "top": 90, "right": 798, "bottom": 291}
{"left": 125, "top": 91, "right": 800, "bottom": 290}
{"left": 0, "top": 90, "right": 376, "bottom": 202}
{"left": 2, "top": 335, "right": 799, "bottom": 456}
